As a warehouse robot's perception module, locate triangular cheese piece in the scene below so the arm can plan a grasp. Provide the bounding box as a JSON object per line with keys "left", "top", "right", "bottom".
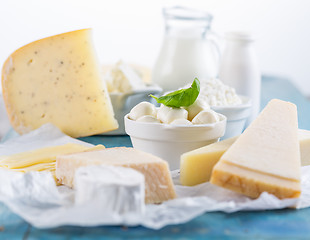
{"left": 210, "top": 99, "right": 301, "bottom": 199}
{"left": 2, "top": 29, "right": 118, "bottom": 137}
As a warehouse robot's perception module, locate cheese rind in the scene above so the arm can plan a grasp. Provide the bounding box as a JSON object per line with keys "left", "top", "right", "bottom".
{"left": 210, "top": 99, "right": 301, "bottom": 199}
{"left": 211, "top": 161, "right": 300, "bottom": 199}
{"left": 56, "top": 147, "right": 176, "bottom": 204}
{"left": 2, "top": 29, "right": 118, "bottom": 137}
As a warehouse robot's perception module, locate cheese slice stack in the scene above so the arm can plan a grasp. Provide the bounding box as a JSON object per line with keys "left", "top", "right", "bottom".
{"left": 56, "top": 147, "right": 176, "bottom": 204}
{"left": 210, "top": 99, "right": 301, "bottom": 199}
{"left": 0, "top": 143, "right": 105, "bottom": 183}
{"left": 2, "top": 29, "right": 118, "bottom": 137}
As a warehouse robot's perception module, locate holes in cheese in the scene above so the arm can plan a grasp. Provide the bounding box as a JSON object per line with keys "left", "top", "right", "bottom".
{"left": 2, "top": 29, "right": 118, "bottom": 137}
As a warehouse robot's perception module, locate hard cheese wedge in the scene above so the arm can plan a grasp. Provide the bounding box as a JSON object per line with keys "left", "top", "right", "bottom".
{"left": 2, "top": 29, "right": 118, "bottom": 137}
{"left": 56, "top": 147, "right": 176, "bottom": 204}
{"left": 180, "top": 136, "right": 238, "bottom": 186}
{"left": 210, "top": 99, "right": 301, "bottom": 199}
{"left": 180, "top": 129, "right": 310, "bottom": 186}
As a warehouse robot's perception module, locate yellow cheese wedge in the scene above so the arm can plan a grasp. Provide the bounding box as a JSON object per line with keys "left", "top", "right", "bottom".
{"left": 2, "top": 29, "right": 118, "bottom": 137}
{"left": 180, "top": 129, "right": 310, "bottom": 186}
{"left": 180, "top": 137, "right": 238, "bottom": 186}
{"left": 210, "top": 99, "right": 301, "bottom": 199}
{"left": 56, "top": 147, "right": 176, "bottom": 204}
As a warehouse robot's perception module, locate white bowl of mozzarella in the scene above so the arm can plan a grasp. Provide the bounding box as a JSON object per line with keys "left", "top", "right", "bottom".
{"left": 124, "top": 101, "right": 226, "bottom": 170}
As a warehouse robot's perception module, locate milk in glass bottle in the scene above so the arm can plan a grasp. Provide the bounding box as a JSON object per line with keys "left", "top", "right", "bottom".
{"left": 219, "top": 32, "right": 261, "bottom": 125}
{"left": 152, "top": 6, "right": 220, "bottom": 92}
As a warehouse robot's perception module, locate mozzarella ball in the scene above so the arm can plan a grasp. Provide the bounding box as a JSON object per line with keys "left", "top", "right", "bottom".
{"left": 128, "top": 102, "right": 157, "bottom": 120}
{"left": 192, "top": 109, "right": 219, "bottom": 124}
{"left": 185, "top": 99, "right": 210, "bottom": 121}
{"left": 157, "top": 104, "right": 188, "bottom": 124}
{"left": 170, "top": 119, "right": 193, "bottom": 125}
{"left": 136, "top": 115, "right": 161, "bottom": 123}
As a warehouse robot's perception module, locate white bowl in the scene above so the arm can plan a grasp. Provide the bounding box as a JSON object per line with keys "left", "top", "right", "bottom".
{"left": 211, "top": 96, "right": 252, "bottom": 140}
{"left": 124, "top": 113, "right": 227, "bottom": 170}
{"left": 104, "top": 85, "right": 162, "bottom": 135}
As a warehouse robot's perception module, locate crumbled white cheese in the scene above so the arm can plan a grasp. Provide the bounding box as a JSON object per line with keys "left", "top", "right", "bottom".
{"left": 198, "top": 79, "right": 242, "bottom": 106}
{"left": 104, "top": 60, "right": 145, "bottom": 93}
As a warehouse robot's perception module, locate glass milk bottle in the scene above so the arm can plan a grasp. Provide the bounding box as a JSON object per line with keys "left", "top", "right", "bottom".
{"left": 219, "top": 32, "right": 261, "bottom": 125}
{"left": 152, "top": 6, "right": 220, "bottom": 92}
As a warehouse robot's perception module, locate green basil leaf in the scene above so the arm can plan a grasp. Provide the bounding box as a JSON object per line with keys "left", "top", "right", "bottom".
{"left": 150, "top": 78, "right": 200, "bottom": 108}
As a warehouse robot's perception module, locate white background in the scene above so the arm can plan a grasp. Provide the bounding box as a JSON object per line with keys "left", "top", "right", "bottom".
{"left": 1, "top": 0, "right": 310, "bottom": 96}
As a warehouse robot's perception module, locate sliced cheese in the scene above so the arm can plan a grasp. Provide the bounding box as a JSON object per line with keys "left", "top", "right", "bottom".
{"left": 180, "top": 129, "right": 310, "bottom": 187}
{"left": 2, "top": 29, "right": 118, "bottom": 137}
{"left": 0, "top": 143, "right": 105, "bottom": 171}
{"left": 180, "top": 137, "right": 238, "bottom": 186}
{"left": 56, "top": 147, "right": 176, "bottom": 204}
{"left": 14, "top": 162, "right": 56, "bottom": 172}
{"left": 0, "top": 143, "right": 90, "bottom": 169}
{"left": 210, "top": 99, "right": 301, "bottom": 199}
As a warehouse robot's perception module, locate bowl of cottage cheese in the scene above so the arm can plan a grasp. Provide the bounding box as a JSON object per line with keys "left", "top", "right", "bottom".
{"left": 198, "top": 78, "right": 252, "bottom": 139}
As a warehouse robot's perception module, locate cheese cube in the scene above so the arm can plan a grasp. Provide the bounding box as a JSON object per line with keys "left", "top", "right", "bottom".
{"left": 210, "top": 99, "right": 301, "bottom": 199}
{"left": 2, "top": 29, "right": 118, "bottom": 137}
{"left": 56, "top": 147, "right": 176, "bottom": 204}
{"left": 180, "top": 137, "right": 237, "bottom": 186}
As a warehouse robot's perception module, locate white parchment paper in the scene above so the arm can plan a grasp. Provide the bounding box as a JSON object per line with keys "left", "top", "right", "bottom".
{"left": 0, "top": 124, "right": 309, "bottom": 229}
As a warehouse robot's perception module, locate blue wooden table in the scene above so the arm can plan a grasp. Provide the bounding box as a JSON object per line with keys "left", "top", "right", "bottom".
{"left": 1, "top": 76, "right": 310, "bottom": 239}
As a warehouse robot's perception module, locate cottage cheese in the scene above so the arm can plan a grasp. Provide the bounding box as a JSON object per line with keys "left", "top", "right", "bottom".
{"left": 198, "top": 79, "right": 242, "bottom": 106}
